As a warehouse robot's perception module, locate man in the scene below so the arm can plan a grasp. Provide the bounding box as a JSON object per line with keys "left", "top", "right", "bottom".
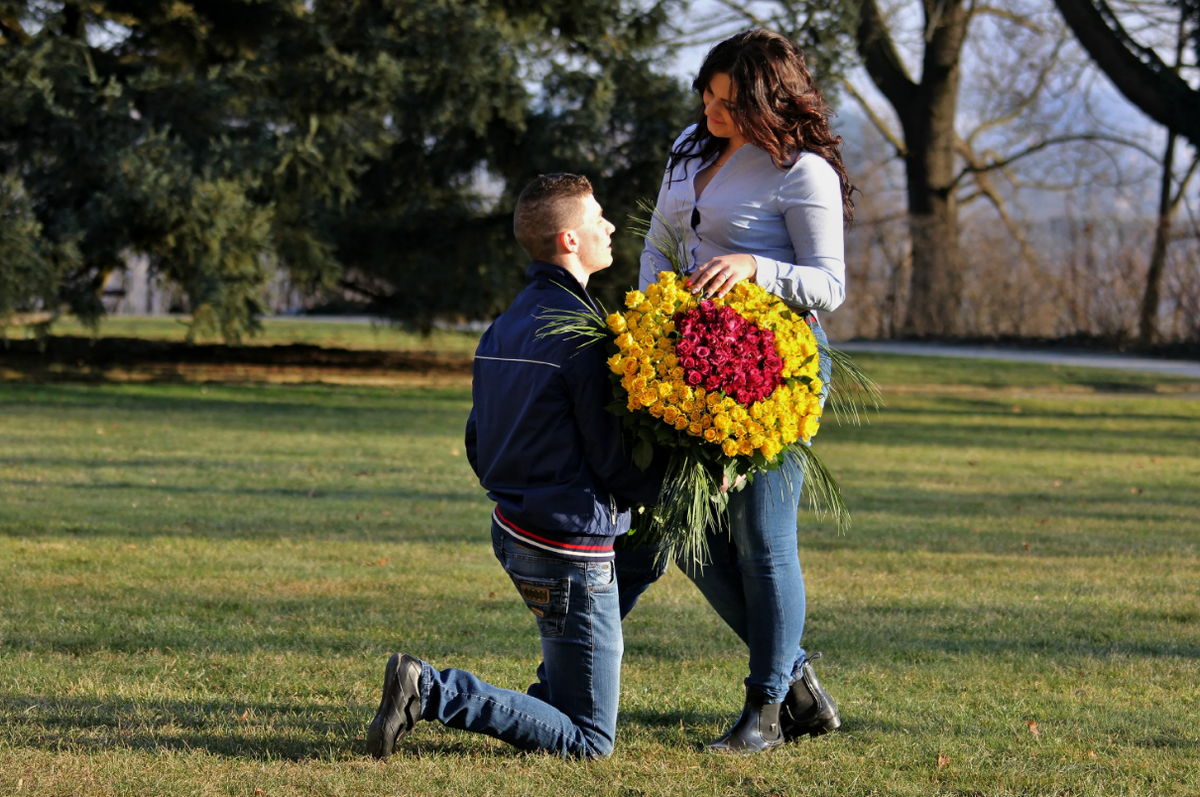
{"left": 366, "top": 174, "right": 663, "bottom": 759}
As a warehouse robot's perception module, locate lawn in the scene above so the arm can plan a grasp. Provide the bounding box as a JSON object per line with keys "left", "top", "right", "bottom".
{"left": 32, "top": 315, "right": 483, "bottom": 355}
{"left": 1, "top": 351, "right": 1198, "bottom": 796}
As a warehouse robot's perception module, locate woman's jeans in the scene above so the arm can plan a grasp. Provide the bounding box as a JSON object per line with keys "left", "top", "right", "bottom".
{"left": 417, "top": 523, "right": 623, "bottom": 758}
{"left": 675, "top": 321, "right": 832, "bottom": 703}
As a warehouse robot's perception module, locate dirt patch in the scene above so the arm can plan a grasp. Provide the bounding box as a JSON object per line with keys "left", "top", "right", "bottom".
{"left": 0, "top": 336, "right": 474, "bottom": 387}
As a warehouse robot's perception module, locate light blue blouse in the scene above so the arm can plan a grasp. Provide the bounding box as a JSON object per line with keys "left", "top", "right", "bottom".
{"left": 638, "top": 125, "right": 846, "bottom": 314}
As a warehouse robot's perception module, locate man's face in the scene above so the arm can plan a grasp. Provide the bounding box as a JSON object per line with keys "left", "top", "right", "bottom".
{"left": 574, "top": 194, "right": 616, "bottom": 273}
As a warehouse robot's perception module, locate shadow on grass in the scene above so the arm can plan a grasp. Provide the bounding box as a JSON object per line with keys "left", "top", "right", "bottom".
{"left": 0, "top": 383, "right": 473, "bottom": 437}
{"left": 0, "top": 477, "right": 478, "bottom": 505}
{"left": 1, "top": 693, "right": 365, "bottom": 761}
{"left": 1, "top": 695, "right": 733, "bottom": 760}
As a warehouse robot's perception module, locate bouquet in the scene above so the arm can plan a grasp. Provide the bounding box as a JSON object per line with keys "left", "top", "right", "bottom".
{"left": 540, "top": 208, "right": 879, "bottom": 564}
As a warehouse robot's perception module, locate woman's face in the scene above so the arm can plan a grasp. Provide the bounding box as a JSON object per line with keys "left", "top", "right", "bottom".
{"left": 702, "top": 72, "right": 739, "bottom": 140}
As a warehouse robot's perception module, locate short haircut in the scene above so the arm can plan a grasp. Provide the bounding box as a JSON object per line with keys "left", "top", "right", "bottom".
{"left": 513, "top": 173, "right": 593, "bottom": 261}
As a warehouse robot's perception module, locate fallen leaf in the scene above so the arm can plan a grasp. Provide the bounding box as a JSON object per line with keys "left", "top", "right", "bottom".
{"left": 356, "top": 513, "right": 363, "bottom": 521}
{"left": 1152, "top": 457, "right": 1162, "bottom": 464}
{"left": 1027, "top": 720, "right": 1040, "bottom": 736}
{"left": 382, "top": 510, "right": 391, "bottom": 516}
{"left": 1053, "top": 480, "right": 1061, "bottom": 487}
{"left": 937, "top": 754, "right": 949, "bottom": 769}
{"left": 1130, "top": 487, "right": 1143, "bottom": 495}
{"left": 967, "top": 460, "right": 976, "bottom": 466}
{"left": 253, "top": 790, "right": 266, "bottom": 796}
{"left": 1039, "top": 518, "right": 1048, "bottom": 525}
{"left": 150, "top": 478, "right": 157, "bottom": 484}
{"left": 307, "top": 488, "right": 316, "bottom": 498}
{"left": 1086, "top": 749, "right": 1097, "bottom": 760}
{"left": 450, "top": 448, "right": 460, "bottom": 456}
{"left": 1135, "top": 461, "right": 1143, "bottom": 468}
{"left": 487, "top": 591, "right": 497, "bottom": 598}
{"left": 1012, "top": 405, "right": 1022, "bottom": 413}
{"left": 96, "top": 428, "right": 105, "bottom": 435}
{"left": 1023, "top": 542, "right": 1030, "bottom": 551}
{"left": 237, "top": 710, "right": 250, "bottom": 722}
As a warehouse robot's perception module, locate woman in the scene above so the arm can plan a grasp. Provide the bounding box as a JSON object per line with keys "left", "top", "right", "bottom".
{"left": 639, "top": 29, "right": 852, "bottom": 753}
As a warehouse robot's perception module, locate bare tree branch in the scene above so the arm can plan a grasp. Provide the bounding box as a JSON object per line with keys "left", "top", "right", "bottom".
{"left": 856, "top": 0, "right": 919, "bottom": 113}
{"left": 964, "top": 36, "right": 1067, "bottom": 147}
{"left": 842, "top": 78, "right": 908, "bottom": 156}
{"left": 973, "top": 5, "right": 1045, "bottom": 32}
{"left": 952, "top": 133, "right": 1160, "bottom": 186}
{"left": 1054, "top": 0, "right": 1200, "bottom": 145}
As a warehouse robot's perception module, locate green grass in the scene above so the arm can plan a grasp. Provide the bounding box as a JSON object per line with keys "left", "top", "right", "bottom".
{"left": 25, "top": 315, "right": 483, "bottom": 354}
{"left": 2, "top": 360, "right": 1199, "bottom": 796}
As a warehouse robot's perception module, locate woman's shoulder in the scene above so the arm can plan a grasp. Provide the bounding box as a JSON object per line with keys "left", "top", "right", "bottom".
{"left": 778, "top": 151, "right": 841, "bottom": 198}
{"left": 670, "top": 124, "right": 701, "bottom": 153}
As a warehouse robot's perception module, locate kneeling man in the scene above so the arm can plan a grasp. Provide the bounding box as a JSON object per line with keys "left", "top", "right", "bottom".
{"left": 367, "top": 173, "right": 663, "bottom": 759}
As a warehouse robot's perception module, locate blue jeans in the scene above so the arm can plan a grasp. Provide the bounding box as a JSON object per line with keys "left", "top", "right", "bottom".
{"left": 674, "top": 321, "right": 832, "bottom": 702}
{"left": 416, "top": 523, "right": 623, "bottom": 758}
{"left": 676, "top": 455, "right": 807, "bottom": 702}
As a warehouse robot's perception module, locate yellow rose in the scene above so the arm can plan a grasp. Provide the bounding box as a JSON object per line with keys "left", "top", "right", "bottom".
{"left": 674, "top": 415, "right": 689, "bottom": 431}
{"left": 800, "top": 415, "right": 820, "bottom": 441}
{"left": 738, "top": 439, "right": 754, "bottom": 456}
{"left": 623, "top": 358, "right": 639, "bottom": 377}
{"left": 606, "top": 313, "right": 627, "bottom": 334}
{"left": 616, "top": 332, "right": 634, "bottom": 350}
{"left": 663, "top": 406, "right": 679, "bottom": 423}
{"left": 607, "top": 354, "right": 623, "bottom": 374}
{"left": 721, "top": 439, "right": 739, "bottom": 457}
{"left": 624, "top": 290, "right": 646, "bottom": 309}
{"left": 714, "top": 414, "right": 731, "bottom": 431}
{"left": 703, "top": 428, "right": 719, "bottom": 443}
{"left": 687, "top": 422, "right": 703, "bottom": 437}
{"left": 649, "top": 402, "right": 665, "bottom": 418}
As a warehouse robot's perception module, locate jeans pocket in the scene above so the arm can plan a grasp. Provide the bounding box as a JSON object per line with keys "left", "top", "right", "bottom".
{"left": 509, "top": 574, "right": 570, "bottom": 638}
{"left": 588, "top": 561, "right": 617, "bottom": 593}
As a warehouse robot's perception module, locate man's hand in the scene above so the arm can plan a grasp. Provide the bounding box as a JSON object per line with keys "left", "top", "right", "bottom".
{"left": 688, "top": 254, "right": 757, "bottom": 298}
{"left": 719, "top": 473, "right": 748, "bottom": 493}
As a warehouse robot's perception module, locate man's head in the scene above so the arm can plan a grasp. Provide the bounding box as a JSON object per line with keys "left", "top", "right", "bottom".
{"left": 514, "top": 174, "right": 615, "bottom": 280}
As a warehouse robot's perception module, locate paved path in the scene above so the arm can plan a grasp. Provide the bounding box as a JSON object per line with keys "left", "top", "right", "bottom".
{"left": 831, "top": 341, "right": 1200, "bottom": 379}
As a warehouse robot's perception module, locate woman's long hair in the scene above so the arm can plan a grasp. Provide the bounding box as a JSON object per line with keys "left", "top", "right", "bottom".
{"left": 668, "top": 29, "right": 856, "bottom": 224}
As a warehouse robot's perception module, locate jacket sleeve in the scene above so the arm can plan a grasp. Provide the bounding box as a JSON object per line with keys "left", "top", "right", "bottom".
{"left": 751, "top": 154, "right": 846, "bottom": 312}
{"left": 464, "top": 405, "right": 480, "bottom": 477}
{"left": 564, "top": 340, "right": 664, "bottom": 506}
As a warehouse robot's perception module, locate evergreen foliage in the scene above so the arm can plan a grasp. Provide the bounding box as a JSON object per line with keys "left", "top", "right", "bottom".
{"left": 0, "top": 0, "right": 691, "bottom": 338}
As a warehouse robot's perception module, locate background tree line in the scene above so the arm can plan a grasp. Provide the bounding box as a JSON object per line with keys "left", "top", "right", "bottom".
{"left": 0, "top": 0, "right": 692, "bottom": 340}
{"left": 1, "top": 0, "right": 1197, "bottom": 344}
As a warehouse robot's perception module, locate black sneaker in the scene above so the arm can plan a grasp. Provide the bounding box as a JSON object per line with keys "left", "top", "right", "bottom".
{"left": 366, "top": 653, "right": 423, "bottom": 759}
{"left": 780, "top": 652, "right": 841, "bottom": 739}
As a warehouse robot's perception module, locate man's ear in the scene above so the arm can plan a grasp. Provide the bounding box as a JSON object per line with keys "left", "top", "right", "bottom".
{"left": 555, "top": 229, "right": 580, "bottom": 255}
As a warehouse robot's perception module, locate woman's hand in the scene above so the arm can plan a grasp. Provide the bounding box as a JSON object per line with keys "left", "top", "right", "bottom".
{"left": 688, "top": 254, "right": 757, "bottom": 298}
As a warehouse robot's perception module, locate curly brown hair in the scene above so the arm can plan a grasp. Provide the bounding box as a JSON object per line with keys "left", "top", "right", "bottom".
{"left": 668, "top": 29, "right": 856, "bottom": 224}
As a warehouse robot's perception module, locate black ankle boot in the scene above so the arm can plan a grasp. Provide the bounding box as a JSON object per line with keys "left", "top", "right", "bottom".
{"left": 781, "top": 652, "right": 841, "bottom": 740}
{"left": 709, "top": 687, "right": 784, "bottom": 753}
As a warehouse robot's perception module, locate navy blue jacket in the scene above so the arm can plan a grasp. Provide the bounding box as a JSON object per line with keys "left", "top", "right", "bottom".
{"left": 465, "top": 261, "right": 662, "bottom": 560}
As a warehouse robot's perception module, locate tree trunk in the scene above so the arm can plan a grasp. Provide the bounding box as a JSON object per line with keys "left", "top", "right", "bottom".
{"left": 1138, "top": 132, "right": 1176, "bottom": 344}
{"left": 901, "top": 68, "right": 965, "bottom": 336}
{"left": 857, "top": 0, "right": 971, "bottom": 337}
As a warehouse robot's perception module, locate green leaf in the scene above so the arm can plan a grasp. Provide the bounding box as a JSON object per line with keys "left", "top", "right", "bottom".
{"left": 633, "top": 438, "right": 654, "bottom": 470}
